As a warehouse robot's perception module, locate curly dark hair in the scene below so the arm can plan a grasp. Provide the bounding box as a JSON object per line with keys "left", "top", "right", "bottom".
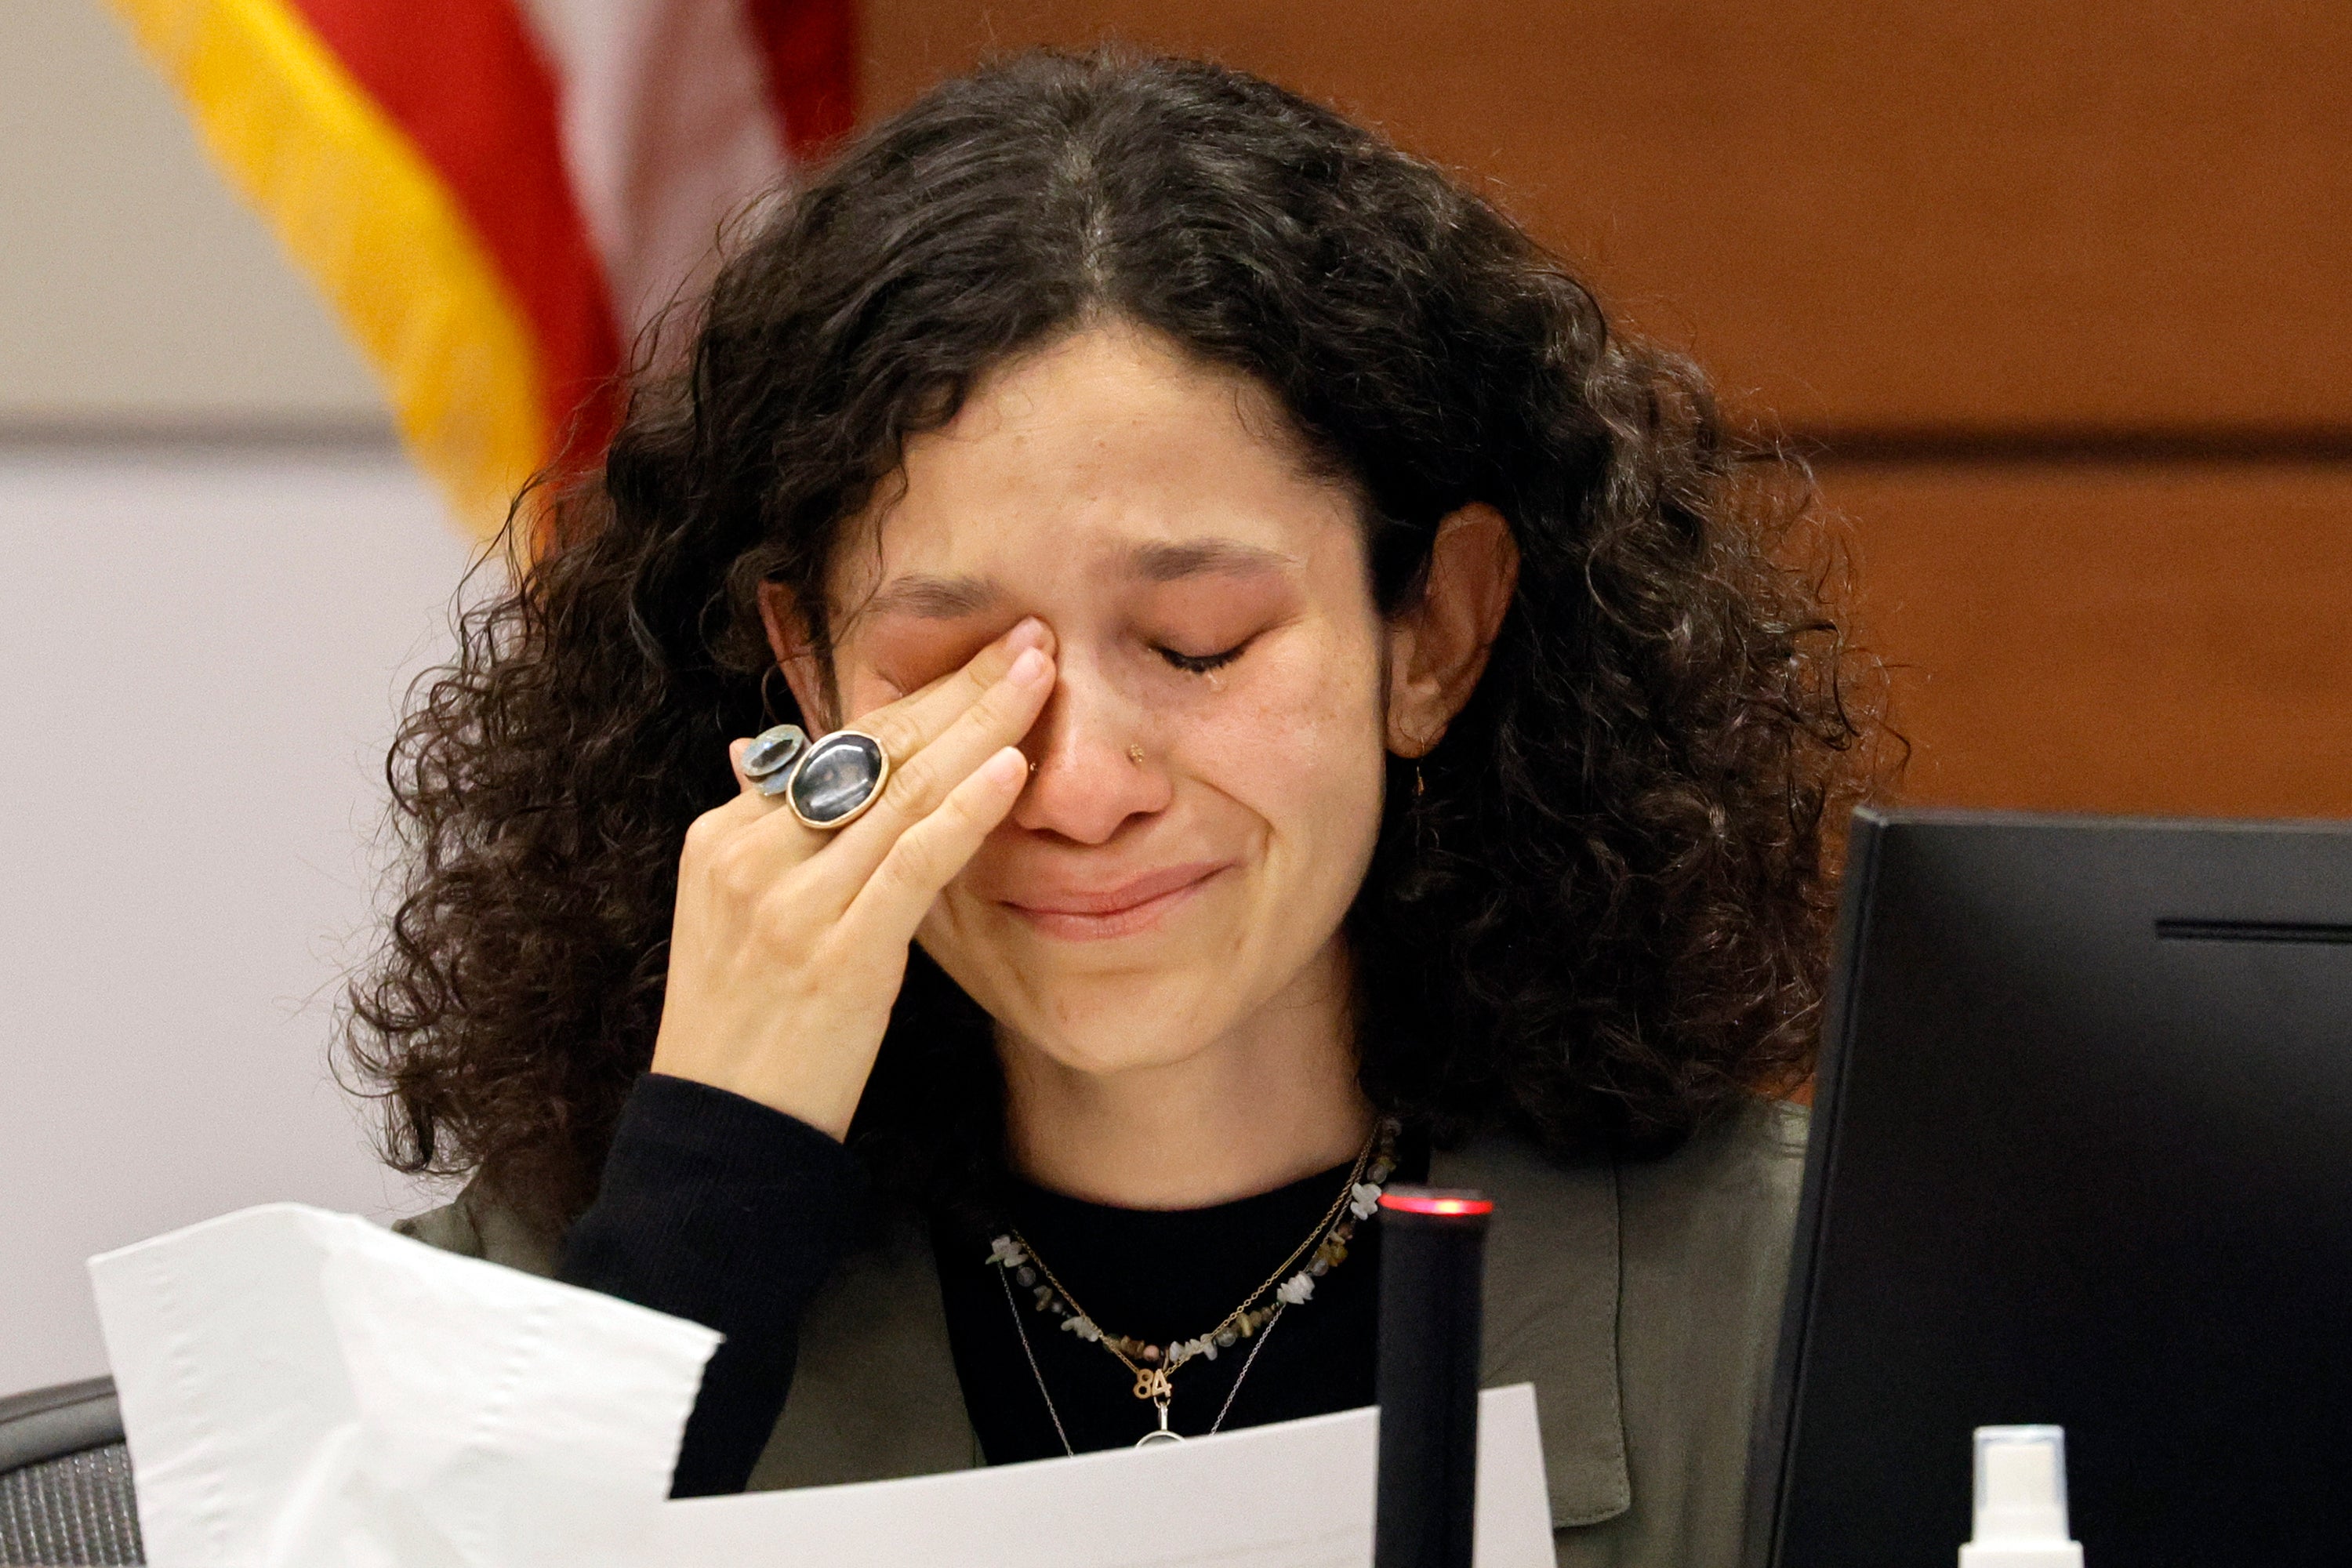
{"left": 346, "top": 49, "right": 1874, "bottom": 1227}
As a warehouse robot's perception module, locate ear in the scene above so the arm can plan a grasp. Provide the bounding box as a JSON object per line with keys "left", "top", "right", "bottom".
{"left": 1385, "top": 503, "right": 1519, "bottom": 757}
{"left": 756, "top": 582, "right": 833, "bottom": 732}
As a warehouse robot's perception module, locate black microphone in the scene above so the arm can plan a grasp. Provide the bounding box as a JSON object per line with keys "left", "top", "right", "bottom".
{"left": 1374, "top": 1186, "right": 1493, "bottom": 1568}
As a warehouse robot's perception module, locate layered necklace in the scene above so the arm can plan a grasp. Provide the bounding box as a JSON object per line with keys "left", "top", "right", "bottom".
{"left": 985, "top": 1116, "right": 1401, "bottom": 1450}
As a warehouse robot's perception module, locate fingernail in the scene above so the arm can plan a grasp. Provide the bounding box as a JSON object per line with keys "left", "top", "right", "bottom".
{"left": 1010, "top": 648, "right": 1050, "bottom": 686}
{"left": 987, "top": 747, "right": 1027, "bottom": 785}
{"left": 1006, "top": 616, "right": 1048, "bottom": 652}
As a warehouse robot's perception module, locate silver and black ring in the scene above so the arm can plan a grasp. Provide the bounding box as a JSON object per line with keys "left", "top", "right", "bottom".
{"left": 742, "top": 723, "right": 893, "bottom": 832}
{"left": 740, "top": 724, "right": 810, "bottom": 798}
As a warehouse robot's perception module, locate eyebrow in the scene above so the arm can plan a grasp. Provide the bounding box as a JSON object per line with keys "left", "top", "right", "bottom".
{"left": 1127, "top": 539, "right": 1298, "bottom": 583}
{"left": 859, "top": 574, "right": 1004, "bottom": 620}
{"left": 859, "top": 539, "right": 1297, "bottom": 622}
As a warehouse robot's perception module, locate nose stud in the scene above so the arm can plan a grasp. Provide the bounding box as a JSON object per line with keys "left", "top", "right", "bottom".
{"left": 1127, "top": 744, "right": 1145, "bottom": 766}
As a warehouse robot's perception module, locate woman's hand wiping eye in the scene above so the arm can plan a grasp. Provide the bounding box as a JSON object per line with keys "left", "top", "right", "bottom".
{"left": 648, "top": 618, "right": 1055, "bottom": 1139}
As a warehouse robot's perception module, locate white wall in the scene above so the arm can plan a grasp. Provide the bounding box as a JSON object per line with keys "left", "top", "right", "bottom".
{"left": 1, "top": 4, "right": 471, "bottom": 1392}
{"left": 0, "top": 448, "right": 469, "bottom": 1392}
{"left": 0, "top": 2, "right": 382, "bottom": 424}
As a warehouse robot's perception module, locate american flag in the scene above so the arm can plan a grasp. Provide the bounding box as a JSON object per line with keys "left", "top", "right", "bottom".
{"left": 108, "top": 0, "right": 854, "bottom": 534}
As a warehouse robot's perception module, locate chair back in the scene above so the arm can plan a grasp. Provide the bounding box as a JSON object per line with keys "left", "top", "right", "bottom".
{"left": 0, "top": 1378, "right": 142, "bottom": 1566}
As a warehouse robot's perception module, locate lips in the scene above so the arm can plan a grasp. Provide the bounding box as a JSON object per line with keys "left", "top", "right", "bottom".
{"left": 998, "top": 861, "right": 1229, "bottom": 940}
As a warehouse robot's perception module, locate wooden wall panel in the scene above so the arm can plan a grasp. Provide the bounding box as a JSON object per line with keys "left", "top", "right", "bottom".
{"left": 862, "top": 0, "right": 2352, "bottom": 437}
{"left": 855, "top": 3, "right": 2352, "bottom": 821}
{"left": 1828, "top": 461, "right": 2352, "bottom": 818}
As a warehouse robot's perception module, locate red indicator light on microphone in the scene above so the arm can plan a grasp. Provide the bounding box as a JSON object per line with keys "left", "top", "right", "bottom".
{"left": 1379, "top": 1192, "right": 1495, "bottom": 1217}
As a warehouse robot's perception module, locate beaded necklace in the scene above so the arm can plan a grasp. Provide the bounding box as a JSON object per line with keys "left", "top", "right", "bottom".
{"left": 986, "top": 1116, "right": 1401, "bottom": 1446}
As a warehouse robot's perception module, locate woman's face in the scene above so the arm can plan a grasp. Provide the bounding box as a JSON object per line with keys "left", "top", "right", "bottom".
{"left": 788, "top": 322, "right": 1395, "bottom": 1078}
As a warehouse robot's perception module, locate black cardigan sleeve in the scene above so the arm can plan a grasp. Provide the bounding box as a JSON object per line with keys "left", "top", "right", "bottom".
{"left": 557, "top": 1072, "right": 864, "bottom": 1497}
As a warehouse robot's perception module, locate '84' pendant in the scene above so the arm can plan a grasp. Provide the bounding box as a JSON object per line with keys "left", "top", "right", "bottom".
{"left": 1132, "top": 1366, "right": 1184, "bottom": 1446}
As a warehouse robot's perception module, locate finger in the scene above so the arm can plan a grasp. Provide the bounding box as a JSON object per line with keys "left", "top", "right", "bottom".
{"left": 720, "top": 626, "right": 1054, "bottom": 889}
{"left": 700, "top": 620, "right": 1049, "bottom": 857}
{"left": 710, "top": 615, "right": 1044, "bottom": 846}
{"left": 800, "top": 641, "right": 1053, "bottom": 898}
{"left": 840, "top": 746, "right": 1029, "bottom": 940}
{"left": 851, "top": 615, "right": 1054, "bottom": 768}
{"left": 683, "top": 739, "right": 793, "bottom": 849}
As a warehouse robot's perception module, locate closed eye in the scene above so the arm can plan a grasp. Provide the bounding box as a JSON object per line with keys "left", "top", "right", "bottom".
{"left": 1156, "top": 640, "right": 1251, "bottom": 675}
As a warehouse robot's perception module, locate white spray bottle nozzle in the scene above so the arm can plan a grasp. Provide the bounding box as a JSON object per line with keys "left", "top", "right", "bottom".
{"left": 1957, "top": 1425, "right": 2083, "bottom": 1568}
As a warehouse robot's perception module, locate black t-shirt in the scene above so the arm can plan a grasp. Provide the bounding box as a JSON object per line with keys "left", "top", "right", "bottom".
{"left": 559, "top": 1073, "right": 1425, "bottom": 1492}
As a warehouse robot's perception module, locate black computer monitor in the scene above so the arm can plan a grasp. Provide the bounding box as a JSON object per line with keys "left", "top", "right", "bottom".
{"left": 1749, "top": 808, "right": 2352, "bottom": 1568}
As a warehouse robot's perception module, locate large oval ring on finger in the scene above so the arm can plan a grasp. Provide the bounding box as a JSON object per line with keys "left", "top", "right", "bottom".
{"left": 786, "top": 729, "right": 893, "bottom": 830}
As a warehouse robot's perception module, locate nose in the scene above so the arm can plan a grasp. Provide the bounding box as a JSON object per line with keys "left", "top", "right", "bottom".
{"left": 1010, "top": 654, "right": 1170, "bottom": 844}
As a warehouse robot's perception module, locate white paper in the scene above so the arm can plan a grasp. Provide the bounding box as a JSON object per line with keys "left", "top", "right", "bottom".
{"left": 660, "top": 1384, "right": 1555, "bottom": 1568}
{"left": 90, "top": 1202, "right": 1554, "bottom": 1568}
{"left": 89, "top": 1203, "right": 720, "bottom": 1568}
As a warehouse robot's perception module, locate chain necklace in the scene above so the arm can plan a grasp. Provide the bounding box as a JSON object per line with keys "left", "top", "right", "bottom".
{"left": 986, "top": 1116, "right": 1399, "bottom": 1448}
{"left": 997, "top": 1263, "right": 1287, "bottom": 1454}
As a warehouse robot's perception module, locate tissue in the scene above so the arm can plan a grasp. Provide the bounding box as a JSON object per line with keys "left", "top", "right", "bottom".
{"left": 88, "top": 1203, "right": 719, "bottom": 1568}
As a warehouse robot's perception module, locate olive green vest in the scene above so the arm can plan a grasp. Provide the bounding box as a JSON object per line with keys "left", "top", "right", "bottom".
{"left": 397, "top": 1096, "right": 1806, "bottom": 1568}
